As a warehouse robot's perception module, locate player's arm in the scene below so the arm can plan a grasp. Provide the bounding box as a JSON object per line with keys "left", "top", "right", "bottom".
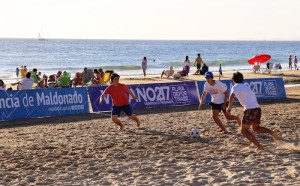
{"left": 99, "top": 93, "right": 108, "bottom": 104}
{"left": 223, "top": 90, "right": 228, "bottom": 109}
{"left": 127, "top": 89, "right": 138, "bottom": 100}
{"left": 198, "top": 91, "right": 207, "bottom": 110}
{"left": 226, "top": 93, "right": 235, "bottom": 113}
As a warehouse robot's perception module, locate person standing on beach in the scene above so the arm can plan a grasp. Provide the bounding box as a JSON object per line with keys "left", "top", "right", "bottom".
{"left": 198, "top": 71, "right": 241, "bottom": 133}
{"left": 20, "top": 66, "right": 26, "bottom": 78}
{"left": 226, "top": 72, "right": 279, "bottom": 150}
{"left": 141, "top": 57, "right": 147, "bottom": 77}
{"left": 15, "top": 67, "right": 19, "bottom": 79}
{"left": 194, "top": 53, "right": 203, "bottom": 75}
{"left": 289, "top": 55, "right": 293, "bottom": 70}
{"left": 184, "top": 56, "right": 190, "bottom": 67}
{"left": 99, "top": 73, "right": 141, "bottom": 130}
{"left": 294, "top": 56, "right": 298, "bottom": 70}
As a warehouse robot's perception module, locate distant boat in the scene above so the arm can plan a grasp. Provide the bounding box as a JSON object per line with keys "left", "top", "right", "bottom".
{"left": 38, "top": 26, "right": 47, "bottom": 41}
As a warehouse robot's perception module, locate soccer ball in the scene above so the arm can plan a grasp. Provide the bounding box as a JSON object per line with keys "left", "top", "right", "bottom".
{"left": 190, "top": 128, "right": 200, "bottom": 138}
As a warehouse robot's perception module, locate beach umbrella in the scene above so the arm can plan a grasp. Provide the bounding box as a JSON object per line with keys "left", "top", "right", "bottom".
{"left": 248, "top": 54, "right": 271, "bottom": 65}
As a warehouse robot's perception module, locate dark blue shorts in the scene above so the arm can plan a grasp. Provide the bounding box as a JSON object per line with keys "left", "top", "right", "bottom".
{"left": 112, "top": 105, "right": 133, "bottom": 117}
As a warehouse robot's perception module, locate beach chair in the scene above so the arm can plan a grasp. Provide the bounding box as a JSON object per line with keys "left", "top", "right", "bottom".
{"left": 161, "top": 66, "right": 175, "bottom": 78}
{"left": 100, "top": 70, "right": 114, "bottom": 85}
{"left": 252, "top": 62, "right": 261, "bottom": 73}
{"left": 263, "top": 63, "right": 273, "bottom": 74}
{"left": 59, "top": 71, "right": 71, "bottom": 87}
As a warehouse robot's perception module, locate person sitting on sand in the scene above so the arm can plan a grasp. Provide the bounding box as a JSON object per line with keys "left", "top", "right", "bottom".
{"left": 176, "top": 65, "right": 190, "bottom": 77}
{"left": 98, "top": 68, "right": 105, "bottom": 78}
{"left": 92, "top": 69, "right": 102, "bottom": 85}
{"left": 99, "top": 73, "right": 141, "bottom": 130}
{"left": 11, "top": 72, "right": 34, "bottom": 90}
{"left": 0, "top": 79, "right": 6, "bottom": 91}
{"left": 226, "top": 72, "right": 279, "bottom": 150}
{"left": 82, "top": 67, "right": 94, "bottom": 84}
{"left": 199, "top": 63, "right": 209, "bottom": 75}
{"left": 47, "top": 75, "right": 57, "bottom": 88}
{"left": 198, "top": 71, "right": 241, "bottom": 133}
{"left": 72, "top": 72, "right": 84, "bottom": 87}
{"left": 161, "top": 66, "right": 175, "bottom": 79}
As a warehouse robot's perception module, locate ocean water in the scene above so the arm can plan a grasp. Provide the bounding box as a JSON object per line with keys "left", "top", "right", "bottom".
{"left": 0, "top": 39, "right": 299, "bottom": 82}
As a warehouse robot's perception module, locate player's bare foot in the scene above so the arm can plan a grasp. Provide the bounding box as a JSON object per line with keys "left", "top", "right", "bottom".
{"left": 119, "top": 125, "right": 125, "bottom": 130}
{"left": 136, "top": 121, "right": 141, "bottom": 128}
{"left": 256, "top": 145, "right": 265, "bottom": 151}
{"left": 272, "top": 130, "right": 279, "bottom": 144}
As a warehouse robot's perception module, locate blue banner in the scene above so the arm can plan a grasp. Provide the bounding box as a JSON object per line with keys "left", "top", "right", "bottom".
{"left": 0, "top": 88, "right": 89, "bottom": 121}
{"left": 88, "top": 82, "right": 199, "bottom": 112}
{"left": 197, "top": 78, "right": 287, "bottom": 104}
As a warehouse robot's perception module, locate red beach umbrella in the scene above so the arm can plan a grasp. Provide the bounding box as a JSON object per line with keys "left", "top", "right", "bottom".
{"left": 248, "top": 54, "right": 271, "bottom": 65}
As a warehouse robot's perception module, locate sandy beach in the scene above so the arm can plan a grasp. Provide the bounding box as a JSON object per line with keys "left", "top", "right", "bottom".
{"left": 0, "top": 70, "right": 300, "bottom": 185}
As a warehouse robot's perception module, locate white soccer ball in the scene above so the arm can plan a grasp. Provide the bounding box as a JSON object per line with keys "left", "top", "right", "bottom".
{"left": 190, "top": 128, "right": 200, "bottom": 138}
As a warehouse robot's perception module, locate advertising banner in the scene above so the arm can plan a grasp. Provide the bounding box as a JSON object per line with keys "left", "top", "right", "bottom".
{"left": 0, "top": 88, "right": 89, "bottom": 121}
{"left": 197, "top": 78, "right": 287, "bottom": 104}
{"left": 88, "top": 82, "right": 199, "bottom": 112}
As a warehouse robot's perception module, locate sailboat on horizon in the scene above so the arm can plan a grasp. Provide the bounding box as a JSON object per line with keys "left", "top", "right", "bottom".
{"left": 38, "top": 26, "right": 47, "bottom": 41}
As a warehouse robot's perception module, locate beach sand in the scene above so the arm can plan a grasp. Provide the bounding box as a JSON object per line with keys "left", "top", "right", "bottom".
{"left": 0, "top": 71, "right": 300, "bottom": 185}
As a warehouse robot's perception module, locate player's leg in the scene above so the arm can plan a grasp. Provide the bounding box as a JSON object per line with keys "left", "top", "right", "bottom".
{"left": 252, "top": 123, "right": 279, "bottom": 143}
{"left": 111, "top": 106, "right": 125, "bottom": 130}
{"left": 223, "top": 109, "right": 241, "bottom": 127}
{"left": 212, "top": 109, "right": 227, "bottom": 133}
{"left": 123, "top": 105, "right": 141, "bottom": 127}
{"left": 241, "top": 123, "right": 264, "bottom": 150}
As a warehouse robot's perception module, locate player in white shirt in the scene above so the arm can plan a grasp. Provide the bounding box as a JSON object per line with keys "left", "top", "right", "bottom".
{"left": 226, "top": 72, "right": 279, "bottom": 150}
{"left": 198, "top": 71, "right": 241, "bottom": 133}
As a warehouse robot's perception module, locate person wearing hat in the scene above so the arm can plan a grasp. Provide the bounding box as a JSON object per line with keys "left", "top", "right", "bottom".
{"left": 198, "top": 71, "right": 241, "bottom": 133}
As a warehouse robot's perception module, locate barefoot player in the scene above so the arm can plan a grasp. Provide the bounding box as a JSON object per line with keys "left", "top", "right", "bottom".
{"left": 99, "top": 73, "right": 141, "bottom": 130}
{"left": 226, "top": 72, "right": 279, "bottom": 150}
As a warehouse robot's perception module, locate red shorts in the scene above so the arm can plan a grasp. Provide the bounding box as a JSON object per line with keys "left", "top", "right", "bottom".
{"left": 242, "top": 108, "right": 261, "bottom": 125}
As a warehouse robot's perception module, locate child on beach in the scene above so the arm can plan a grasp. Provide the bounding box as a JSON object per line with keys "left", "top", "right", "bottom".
{"left": 198, "top": 71, "right": 241, "bottom": 133}
{"left": 226, "top": 72, "right": 279, "bottom": 150}
{"left": 99, "top": 73, "right": 141, "bottom": 130}
{"left": 16, "top": 68, "right": 19, "bottom": 78}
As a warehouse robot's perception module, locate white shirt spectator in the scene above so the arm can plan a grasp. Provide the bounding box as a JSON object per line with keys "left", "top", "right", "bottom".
{"left": 19, "top": 78, "right": 34, "bottom": 90}
{"left": 184, "top": 59, "right": 190, "bottom": 66}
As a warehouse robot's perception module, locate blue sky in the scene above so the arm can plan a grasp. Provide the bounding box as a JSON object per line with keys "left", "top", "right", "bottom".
{"left": 1, "top": 0, "right": 299, "bottom": 40}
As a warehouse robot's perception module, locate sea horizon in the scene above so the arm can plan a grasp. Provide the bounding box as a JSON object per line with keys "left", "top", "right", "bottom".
{"left": 1, "top": 39, "right": 299, "bottom": 83}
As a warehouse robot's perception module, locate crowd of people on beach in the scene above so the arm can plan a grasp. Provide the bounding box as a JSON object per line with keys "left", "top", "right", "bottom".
{"left": 0, "top": 66, "right": 111, "bottom": 91}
